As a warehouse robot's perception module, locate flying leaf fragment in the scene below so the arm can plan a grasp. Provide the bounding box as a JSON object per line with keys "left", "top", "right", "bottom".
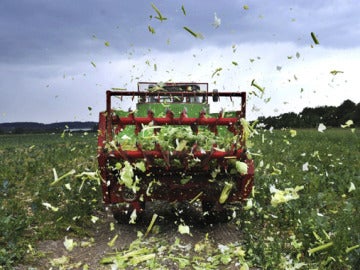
{"left": 107, "top": 234, "right": 118, "bottom": 247}
{"left": 232, "top": 61, "right": 238, "bottom": 66}
{"left": 50, "top": 256, "right": 70, "bottom": 266}
{"left": 219, "top": 182, "right": 233, "bottom": 204}
{"left": 308, "top": 242, "right": 333, "bottom": 255}
{"left": 296, "top": 52, "right": 300, "bottom": 58}
{"left": 318, "top": 123, "right": 326, "bottom": 132}
{"left": 212, "top": 12, "right": 221, "bottom": 28}
{"left": 42, "top": 202, "right": 59, "bottom": 212}
{"left": 76, "top": 171, "right": 101, "bottom": 191}
{"left": 276, "top": 66, "right": 282, "bottom": 71}
{"left": 183, "top": 26, "right": 204, "bottom": 39}
{"left": 243, "top": 198, "right": 253, "bottom": 210}
{"left": 348, "top": 182, "right": 356, "bottom": 192}
{"left": 251, "top": 79, "right": 264, "bottom": 93}
{"left": 330, "top": 70, "right": 344, "bottom": 75}
{"left": 302, "top": 162, "right": 309, "bottom": 171}
{"left": 178, "top": 224, "right": 190, "bottom": 235}
{"left": 52, "top": 168, "right": 58, "bottom": 182}
{"left": 130, "top": 253, "right": 156, "bottom": 265}
{"left": 91, "top": 215, "right": 99, "bottom": 223}
{"left": 91, "top": 61, "right": 96, "bottom": 68}
{"left": 235, "top": 161, "right": 248, "bottom": 174}
{"left": 346, "top": 244, "right": 360, "bottom": 253}
{"left": 240, "top": 263, "right": 250, "bottom": 270}
{"left": 118, "top": 161, "right": 134, "bottom": 189}
{"left": 181, "top": 5, "right": 186, "bottom": 15}
{"left": 148, "top": 25, "right": 155, "bottom": 34}
{"left": 243, "top": 5, "right": 249, "bottom": 10}
{"left": 310, "top": 32, "right": 320, "bottom": 45}
{"left": 129, "top": 209, "right": 137, "bottom": 224}
{"left": 63, "top": 236, "right": 77, "bottom": 251}
{"left": 104, "top": 41, "right": 110, "bottom": 47}
{"left": 51, "top": 169, "right": 76, "bottom": 186}
{"left": 341, "top": 119, "right": 353, "bottom": 128}
{"left": 144, "top": 213, "right": 158, "bottom": 238}
{"left": 270, "top": 185, "right": 304, "bottom": 207}
{"left": 232, "top": 44, "right": 237, "bottom": 53}
{"left": 211, "top": 67, "right": 222, "bottom": 78}
{"left": 151, "top": 3, "right": 167, "bottom": 21}
{"left": 64, "top": 183, "right": 71, "bottom": 190}
{"left": 135, "top": 161, "right": 146, "bottom": 172}
{"left": 289, "top": 129, "right": 297, "bottom": 137}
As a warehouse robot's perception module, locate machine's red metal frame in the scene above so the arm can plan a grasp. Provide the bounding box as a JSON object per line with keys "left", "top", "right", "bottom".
{"left": 97, "top": 84, "right": 254, "bottom": 212}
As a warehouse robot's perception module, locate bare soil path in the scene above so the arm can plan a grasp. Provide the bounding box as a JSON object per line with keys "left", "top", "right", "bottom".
{"left": 15, "top": 202, "right": 250, "bottom": 269}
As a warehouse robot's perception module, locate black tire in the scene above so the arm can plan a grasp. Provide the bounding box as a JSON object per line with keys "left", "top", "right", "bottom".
{"left": 201, "top": 200, "right": 233, "bottom": 224}
{"left": 111, "top": 201, "right": 145, "bottom": 224}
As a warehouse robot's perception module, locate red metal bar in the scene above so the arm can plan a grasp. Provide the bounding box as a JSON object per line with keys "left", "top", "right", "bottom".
{"left": 107, "top": 90, "right": 245, "bottom": 98}
{"left": 97, "top": 112, "right": 111, "bottom": 204}
{"left": 112, "top": 115, "right": 239, "bottom": 126}
{"left": 106, "top": 90, "right": 247, "bottom": 119}
{"left": 109, "top": 148, "right": 243, "bottom": 160}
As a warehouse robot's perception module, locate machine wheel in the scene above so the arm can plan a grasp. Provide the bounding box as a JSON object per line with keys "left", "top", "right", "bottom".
{"left": 202, "top": 200, "right": 233, "bottom": 224}
{"left": 111, "top": 201, "right": 145, "bottom": 224}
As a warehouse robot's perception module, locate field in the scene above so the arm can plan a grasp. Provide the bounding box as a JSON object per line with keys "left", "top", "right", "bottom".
{"left": 0, "top": 128, "right": 359, "bottom": 269}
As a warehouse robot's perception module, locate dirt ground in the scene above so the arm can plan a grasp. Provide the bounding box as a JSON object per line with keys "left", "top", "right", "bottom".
{"left": 15, "top": 202, "right": 253, "bottom": 270}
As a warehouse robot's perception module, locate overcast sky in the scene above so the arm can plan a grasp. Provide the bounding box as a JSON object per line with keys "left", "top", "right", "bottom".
{"left": 1, "top": 0, "right": 359, "bottom": 123}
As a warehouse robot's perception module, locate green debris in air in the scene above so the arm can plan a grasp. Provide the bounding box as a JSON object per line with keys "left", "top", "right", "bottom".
{"left": 151, "top": 3, "right": 167, "bottom": 22}
{"left": 310, "top": 32, "right": 320, "bottom": 45}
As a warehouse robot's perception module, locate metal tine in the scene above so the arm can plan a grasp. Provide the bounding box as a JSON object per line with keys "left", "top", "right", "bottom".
{"left": 146, "top": 109, "right": 159, "bottom": 134}
{"left": 218, "top": 108, "right": 224, "bottom": 119}
{"left": 165, "top": 108, "right": 174, "bottom": 119}
{"left": 128, "top": 110, "right": 135, "bottom": 120}
{"left": 147, "top": 109, "right": 154, "bottom": 119}
{"left": 200, "top": 146, "right": 215, "bottom": 170}
{"left": 116, "top": 143, "right": 130, "bottom": 162}
{"left": 199, "top": 109, "right": 206, "bottom": 119}
{"left": 155, "top": 142, "right": 170, "bottom": 169}
{"left": 190, "top": 123, "right": 198, "bottom": 134}
{"left": 180, "top": 108, "right": 187, "bottom": 122}
{"left": 136, "top": 141, "right": 152, "bottom": 170}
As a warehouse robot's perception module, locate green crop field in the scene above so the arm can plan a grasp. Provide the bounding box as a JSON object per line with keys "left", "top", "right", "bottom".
{"left": 0, "top": 128, "right": 359, "bottom": 269}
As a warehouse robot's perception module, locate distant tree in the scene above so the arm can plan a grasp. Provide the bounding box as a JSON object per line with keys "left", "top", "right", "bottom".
{"left": 13, "top": 127, "right": 25, "bottom": 134}
{"left": 279, "top": 112, "right": 299, "bottom": 128}
{"left": 320, "top": 106, "right": 337, "bottom": 126}
{"left": 257, "top": 99, "right": 358, "bottom": 129}
{"left": 353, "top": 103, "right": 360, "bottom": 125}
{"left": 335, "top": 99, "right": 356, "bottom": 125}
{"left": 300, "top": 107, "right": 320, "bottom": 128}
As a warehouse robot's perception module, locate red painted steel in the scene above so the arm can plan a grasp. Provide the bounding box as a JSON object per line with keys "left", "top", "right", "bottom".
{"left": 97, "top": 83, "right": 254, "bottom": 211}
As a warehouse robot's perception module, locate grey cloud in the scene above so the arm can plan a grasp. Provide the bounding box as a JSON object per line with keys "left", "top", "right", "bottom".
{"left": 2, "top": 0, "right": 359, "bottom": 66}
{"left": 1, "top": 0, "right": 360, "bottom": 123}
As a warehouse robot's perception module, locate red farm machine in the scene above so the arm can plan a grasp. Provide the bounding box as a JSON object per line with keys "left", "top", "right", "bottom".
{"left": 97, "top": 82, "right": 254, "bottom": 223}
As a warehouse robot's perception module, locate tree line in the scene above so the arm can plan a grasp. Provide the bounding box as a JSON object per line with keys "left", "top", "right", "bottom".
{"left": 257, "top": 99, "right": 359, "bottom": 129}
{"left": 0, "top": 121, "right": 98, "bottom": 134}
